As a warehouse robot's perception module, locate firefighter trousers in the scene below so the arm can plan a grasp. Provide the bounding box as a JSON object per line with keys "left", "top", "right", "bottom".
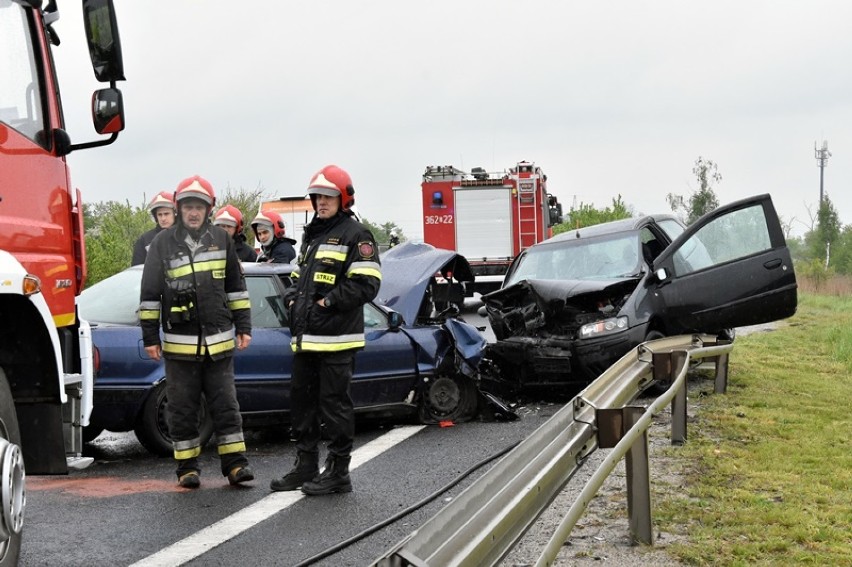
{"left": 291, "top": 350, "right": 356, "bottom": 458}
{"left": 164, "top": 355, "right": 248, "bottom": 477}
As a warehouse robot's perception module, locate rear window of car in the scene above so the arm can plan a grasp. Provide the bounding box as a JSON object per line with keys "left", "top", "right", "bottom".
{"left": 77, "top": 269, "right": 142, "bottom": 325}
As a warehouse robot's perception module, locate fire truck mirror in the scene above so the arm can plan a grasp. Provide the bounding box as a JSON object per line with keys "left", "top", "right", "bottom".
{"left": 83, "top": 0, "right": 126, "bottom": 83}
{"left": 92, "top": 88, "right": 125, "bottom": 135}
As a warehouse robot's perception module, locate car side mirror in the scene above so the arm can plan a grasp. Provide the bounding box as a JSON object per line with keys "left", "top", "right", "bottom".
{"left": 387, "top": 311, "right": 403, "bottom": 330}
{"left": 655, "top": 267, "right": 669, "bottom": 282}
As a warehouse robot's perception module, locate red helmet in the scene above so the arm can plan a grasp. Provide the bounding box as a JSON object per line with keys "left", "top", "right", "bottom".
{"left": 146, "top": 191, "right": 176, "bottom": 221}
{"left": 174, "top": 175, "right": 216, "bottom": 210}
{"left": 306, "top": 165, "right": 355, "bottom": 211}
{"left": 251, "top": 210, "right": 286, "bottom": 240}
{"left": 213, "top": 205, "right": 244, "bottom": 233}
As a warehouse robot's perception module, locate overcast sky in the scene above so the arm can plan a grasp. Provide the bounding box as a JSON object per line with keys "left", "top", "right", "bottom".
{"left": 52, "top": 1, "right": 852, "bottom": 240}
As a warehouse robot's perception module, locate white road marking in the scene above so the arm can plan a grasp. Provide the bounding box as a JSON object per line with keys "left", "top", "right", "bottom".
{"left": 130, "top": 425, "right": 426, "bottom": 567}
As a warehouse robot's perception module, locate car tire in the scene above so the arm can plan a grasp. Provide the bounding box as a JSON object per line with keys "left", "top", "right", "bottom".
{"left": 418, "top": 374, "right": 478, "bottom": 424}
{"left": 0, "top": 369, "right": 23, "bottom": 567}
{"left": 134, "top": 383, "right": 214, "bottom": 457}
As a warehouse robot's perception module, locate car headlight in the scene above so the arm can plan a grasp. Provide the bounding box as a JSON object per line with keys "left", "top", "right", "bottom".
{"left": 579, "top": 316, "right": 628, "bottom": 339}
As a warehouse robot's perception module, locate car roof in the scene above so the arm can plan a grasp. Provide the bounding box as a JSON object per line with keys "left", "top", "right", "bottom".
{"left": 240, "top": 262, "right": 297, "bottom": 276}
{"left": 546, "top": 213, "right": 682, "bottom": 243}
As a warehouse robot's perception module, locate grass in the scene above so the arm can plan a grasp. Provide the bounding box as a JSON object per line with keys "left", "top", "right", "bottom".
{"left": 655, "top": 293, "right": 852, "bottom": 566}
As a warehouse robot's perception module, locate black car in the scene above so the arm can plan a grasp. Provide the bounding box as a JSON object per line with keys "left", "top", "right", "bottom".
{"left": 482, "top": 194, "right": 798, "bottom": 392}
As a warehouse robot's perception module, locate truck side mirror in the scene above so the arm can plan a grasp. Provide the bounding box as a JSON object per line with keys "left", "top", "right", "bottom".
{"left": 83, "top": 0, "right": 125, "bottom": 83}
{"left": 92, "top": 88, "right": 124, "bottom": 134}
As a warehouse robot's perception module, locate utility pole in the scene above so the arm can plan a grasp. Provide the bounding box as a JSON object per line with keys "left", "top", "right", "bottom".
{"left": 814, "top": 140, "right": 831, "bottom": 203}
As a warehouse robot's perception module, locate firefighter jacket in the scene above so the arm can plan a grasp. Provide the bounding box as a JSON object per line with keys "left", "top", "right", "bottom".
{"left": 131, "top": 226, "right": 165, "bottom": 266}
{"left": 258, "top": 236, "right": 297, "bottom": 264}
{"left": 139, "top": 223, "right": 252, "bottom": 361}
{"left": 284, "top": 212, "right": 381, "bottom": 353}
{"left": 234, "top": 233, "right": 258, "bottom": 262}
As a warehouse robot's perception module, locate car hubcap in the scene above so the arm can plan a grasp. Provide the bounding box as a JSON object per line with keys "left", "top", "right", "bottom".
{"left": 0, "top": 435, "right": 26, "bottom": 543}
{"left": 428, "top": 376, "right": 461, "bottom": 416}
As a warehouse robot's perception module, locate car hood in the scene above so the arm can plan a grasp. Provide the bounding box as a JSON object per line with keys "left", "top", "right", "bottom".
{"left": 377, "top": 242, "right": 473, "bottom": 325}
{"left": 483, "top": 277, "right": 641, "bottom": 339}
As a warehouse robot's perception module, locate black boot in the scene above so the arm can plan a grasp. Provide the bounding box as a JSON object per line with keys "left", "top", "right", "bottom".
{"left": 270, "top": 452, "right": 319, "bottom": 492}
{"left": 302, "top": 455, "right": 352, "bottom": 496}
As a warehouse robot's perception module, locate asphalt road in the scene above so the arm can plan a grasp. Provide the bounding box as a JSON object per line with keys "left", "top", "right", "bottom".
{"left": 22, "top": 297, "right": 569, "bottom": 567}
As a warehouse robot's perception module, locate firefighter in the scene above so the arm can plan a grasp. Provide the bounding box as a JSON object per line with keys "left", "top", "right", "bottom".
{"left": 139, "top": 175, "right": 254, "bottom": 489}
{"left": 250, "top": 210, "right": 297, "bottom": 264}
{"left": 131, "top": 191, "right": 176, "bottom": 266}
{"left": 270, "top": 165, "right": 381, "bottom": 496}
{"left": 213, "top": 204, "right": 258, "bottom": 262}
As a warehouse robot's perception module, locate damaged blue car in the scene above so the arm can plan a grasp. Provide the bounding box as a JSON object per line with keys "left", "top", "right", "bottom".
{"left": 80, "top": 246, "right": 497, "bottom": 456}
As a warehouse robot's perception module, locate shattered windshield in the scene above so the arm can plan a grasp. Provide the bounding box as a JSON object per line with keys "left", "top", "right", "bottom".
{"left": 505, "top": 232, "right": 641, "bottom": 286}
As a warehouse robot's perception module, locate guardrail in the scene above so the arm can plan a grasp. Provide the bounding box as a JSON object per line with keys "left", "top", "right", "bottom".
{"left": 373, "top": 333, "right": 733, "bottom": 567}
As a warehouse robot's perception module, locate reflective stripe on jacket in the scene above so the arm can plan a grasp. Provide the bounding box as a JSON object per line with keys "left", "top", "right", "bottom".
{"left": 139, "top": 223, "right": 252, "bottom": 361}
{"left": 284, "top": 212, "right": 381, "bottom": 353}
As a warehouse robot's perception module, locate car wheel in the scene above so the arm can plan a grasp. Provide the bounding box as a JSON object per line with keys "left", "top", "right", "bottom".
{"left": 134, "top": 383, "right": 214, "bottom": 457}
{"left": 82, "top": 426, "right": 104, "bottom": 444}
{"left": 418, "top": 374, "right": 478, "bottom": 424}
{"left": 0, "top": 369, "right": 23, "bottom": 567}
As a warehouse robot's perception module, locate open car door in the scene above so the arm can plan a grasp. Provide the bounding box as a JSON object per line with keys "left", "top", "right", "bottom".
{"left": 651, "top": 194, "right": 797, "bottom": 332}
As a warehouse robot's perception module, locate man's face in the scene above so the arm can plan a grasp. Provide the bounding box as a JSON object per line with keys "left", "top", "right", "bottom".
{"left": 155, "top": 208, "right": 175, "bottom": 229}
{"left": 315, "top": 193, "right": 340, "bottom": 219}
{"left": 256, "top": 227, "right": 272, "bottom": 245}
{"left": 219, "top": 224, "right": 237, "bottom": 237}
{"left": 180, "top": 200, "right": 208, "bottom": 230}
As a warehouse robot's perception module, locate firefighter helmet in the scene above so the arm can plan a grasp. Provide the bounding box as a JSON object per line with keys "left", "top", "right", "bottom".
{"left": 213, "top": 205, "right": 245, "bottom": 233}
{"left": 146, "top": 191, "right": 176, "bottom": 221}
{"left": 306, "top": 165, "right": 355, "bottom": 211}
{"left": 251, "top": 210, "right": 286, "bottom": 241}
{"left": 174, "top": 175, "right": 216, "bottom": 210}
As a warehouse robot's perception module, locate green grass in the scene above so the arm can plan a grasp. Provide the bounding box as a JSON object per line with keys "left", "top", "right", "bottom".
{"left": 655, "top": 294, "right": 852, "bottom": 566}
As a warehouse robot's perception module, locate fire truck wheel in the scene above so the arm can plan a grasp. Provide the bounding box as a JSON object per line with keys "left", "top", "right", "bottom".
{"left": 419, "top": 374, "right": 478, "bottom": 424}
{"left": 134, "top": 383, "right": 214, "bottom": 457}
{"left": 0, "top": 369, "right": 23, "bottom": 567}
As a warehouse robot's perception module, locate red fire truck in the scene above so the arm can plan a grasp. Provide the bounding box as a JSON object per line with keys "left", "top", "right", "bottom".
{"left": 0, "top": 1, "right": 125, "bottom": 563}
{"left": 421, "top": 161, "right": 563, "bottom": 301}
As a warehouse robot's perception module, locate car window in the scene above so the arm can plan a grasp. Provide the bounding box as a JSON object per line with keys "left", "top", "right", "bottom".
{"left": 77, "top": 269, "right": 142, "bottom": 325}
{"left": 246, "top": 276, "right": 287, "bottom": 328}
{"left": 672, "top": 204, "right": 771, "bottom": 276}
{"left": 364, "top": 303, "right": 388, "bottom": 329}
{"left": 506, "top": 232, "right": 640, "bottom": 285}
{"left": 657, "top": 218, "right": 685, "bottom": 241}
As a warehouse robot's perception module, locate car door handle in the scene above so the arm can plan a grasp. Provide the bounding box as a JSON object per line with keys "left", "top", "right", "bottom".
{"left": 764, "top": 258, "right": 782, "bottom": 270}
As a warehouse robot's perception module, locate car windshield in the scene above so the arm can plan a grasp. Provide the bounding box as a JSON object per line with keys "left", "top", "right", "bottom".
{"left": 505, "top": 232, "right": 641, "bottom": 286}
{"left": 78, "top": 268, "right": 142, "bottom": 325}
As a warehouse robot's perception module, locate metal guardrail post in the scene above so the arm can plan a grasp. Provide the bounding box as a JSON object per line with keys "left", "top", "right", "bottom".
{"left": 670, "top": 351, "right": 688, "bottom": 445}
{"left": 624, "top": 406, "right": 652, "bottom": 545}
{"left": 714, "top": 352, "right": 729, "bottom": 394}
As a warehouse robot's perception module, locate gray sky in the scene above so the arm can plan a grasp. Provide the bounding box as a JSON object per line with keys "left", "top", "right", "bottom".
{"left": 53, "top": 1, "right": 852, "bottom": 240}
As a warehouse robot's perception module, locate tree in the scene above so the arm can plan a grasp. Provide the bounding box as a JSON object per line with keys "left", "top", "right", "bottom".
{"left": 360, "top": 218, "right": 405, "bottom": 249}
{"left": 667, "top": 156, "right": 721, "bottom": 224}
{"left": 217, "top": 184, "right": 265, "bottom": 247}
{"left": 85, "top": 200, "right": 150, "bottom": 285}
{"left": 810, "top": 195, "right": 841, "bottom": 268}
{"left": 553, "top": 195, "right": 632, "bottom": 235}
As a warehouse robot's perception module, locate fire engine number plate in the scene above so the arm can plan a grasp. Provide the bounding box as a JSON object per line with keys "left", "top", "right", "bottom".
{"left": 424, "top": 215, "right": 454, "bottom": 225}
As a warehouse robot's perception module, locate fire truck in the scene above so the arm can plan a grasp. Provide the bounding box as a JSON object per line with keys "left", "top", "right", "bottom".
{"left": 0, "top": 1, "right": 125, "bottom": 563}
{"left": 421, "top": 161, "right": 563, "bottom": 302}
